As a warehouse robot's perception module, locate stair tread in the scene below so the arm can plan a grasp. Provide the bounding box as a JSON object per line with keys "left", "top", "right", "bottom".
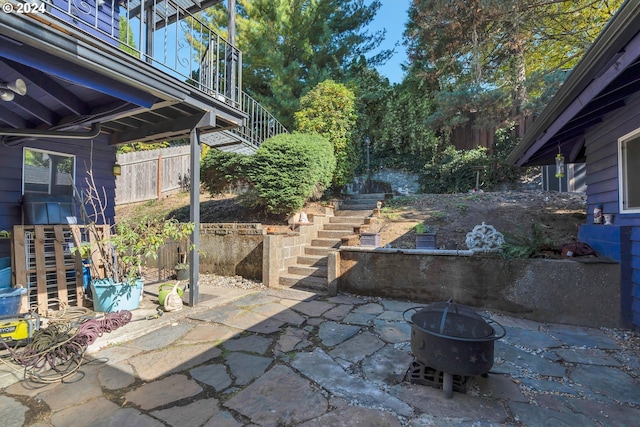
{"left": 288, "top": 265, "right": 328, "bottom": 276}
{"left": 279, "top": 274, "right": 327, "bottom": 290}
{"left": 335, "top": 210, "right": 373, "bottom": 216}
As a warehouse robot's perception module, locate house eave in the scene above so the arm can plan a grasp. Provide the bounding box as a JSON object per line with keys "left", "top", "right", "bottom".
{"left": 0, "top": 12, "right": 246, "bottom": 140}
{"left": 507, "top": 0, "right": 640, "bottom": 167}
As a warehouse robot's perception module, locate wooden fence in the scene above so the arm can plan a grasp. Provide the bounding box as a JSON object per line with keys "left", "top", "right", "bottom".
{"left": 115, "top": 145, "right": 191, "bottom": 205}
{"left": 450, "top": 113, "right": 537, "bottom": 153}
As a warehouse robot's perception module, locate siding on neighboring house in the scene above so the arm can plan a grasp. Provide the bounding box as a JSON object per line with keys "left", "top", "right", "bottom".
{"left": 0, "top": 135, "right": 117, "bottom": 258}
{"left": 578, "top": 93, "right": 640, "bottom": 328}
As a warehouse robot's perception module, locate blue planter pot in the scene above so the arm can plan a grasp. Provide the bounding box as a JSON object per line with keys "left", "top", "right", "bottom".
{"left": 90, "top": 278, "right": 142, "bottom": 313}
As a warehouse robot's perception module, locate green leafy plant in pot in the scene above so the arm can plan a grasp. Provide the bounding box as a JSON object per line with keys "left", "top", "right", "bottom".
{"left": 88, "top": 216, "right": 195, "bottom": 312}
{"left": 77, "top": 165, "right": 195, "bottom": 312}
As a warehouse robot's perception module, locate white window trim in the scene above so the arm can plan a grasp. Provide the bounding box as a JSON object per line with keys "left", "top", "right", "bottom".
{"left": 22, "top": 147, "right": 76, "bottom": 196}
{"left": 618, "top": 128, "right": 640, "bottom": 214}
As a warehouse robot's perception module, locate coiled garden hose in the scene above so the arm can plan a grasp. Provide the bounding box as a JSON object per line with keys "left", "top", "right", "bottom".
{"left": 3, "top": 310, "right": 132, "bottom": 383}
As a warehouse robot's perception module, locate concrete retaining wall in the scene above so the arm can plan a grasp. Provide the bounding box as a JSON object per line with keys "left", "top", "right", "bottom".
{"left": 198, "top": 224, "right": 265, "bottom": 279}
{"left": 333, "top": 247, "right": 621, "bottom": 328}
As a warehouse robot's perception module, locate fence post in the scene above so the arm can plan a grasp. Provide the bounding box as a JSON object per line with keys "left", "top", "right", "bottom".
{"left": 157, "top": 153, "right": 162, "bottom": 200}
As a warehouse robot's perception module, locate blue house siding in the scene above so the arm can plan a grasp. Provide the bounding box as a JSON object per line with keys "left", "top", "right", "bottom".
{"left": 0, "top": 135, "right": 117, "bottom": 258}
{"left": 632, "top": 227, "right": 640, "bottom": 326}
{"left": 577, "top": 95, "right": 640, "bottom": 328}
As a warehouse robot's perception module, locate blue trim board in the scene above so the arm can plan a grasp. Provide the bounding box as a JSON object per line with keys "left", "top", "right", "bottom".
{"left": 0, "top": 41, "right": 157, "bottom": 108}
{"left": 620, "top": 241, "right": 640, "bottom": 327}
{"left": 580, "top": 225, "right": 635, "bottom": 328}
{"left": 633, "top": 298, "right": 640, "bottom": 317}
{"left": 633, "top": 269, "right": 640, "bottom": 287}
{"left": 578, "top": 224, "right": 621, "bottom": 261}
{"left": 633, "top": 283, "right": 640, "bottom": 298}
{"left": 621, "top": 229, "right": 634, "bottom": 328}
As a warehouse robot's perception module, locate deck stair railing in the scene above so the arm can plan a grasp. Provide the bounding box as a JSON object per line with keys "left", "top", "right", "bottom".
{"left": 230, "top": 91, "right": 288, "bottom": 148}
{"left": 24, "top": 0, "right": 287, "bottom": 149}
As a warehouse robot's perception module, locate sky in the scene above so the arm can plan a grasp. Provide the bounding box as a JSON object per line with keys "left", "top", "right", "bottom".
{"left": 367, "top": 0, "right": 412, "bottom": 84}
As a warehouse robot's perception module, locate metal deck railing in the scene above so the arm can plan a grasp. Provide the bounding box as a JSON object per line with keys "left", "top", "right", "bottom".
{"left": 230, "top": 91, "right": 288, "bottom": 149}
{"left": 22, "top": 0, "right": 286, "bottom": 147}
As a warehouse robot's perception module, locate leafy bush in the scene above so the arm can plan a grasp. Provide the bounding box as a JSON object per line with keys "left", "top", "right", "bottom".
{"left": 200, "top": 133, "right": 335, "bottom": 216}
{"left": 294, "top": 80, "right": 356, "bottom": 190}
{"left": 419, "top": 146, "right": 490, "bottom": 193}
{"left": 502, "top": 223, "right": 555, "bottom": 259}
{"left": 246, "top": 133, "right": 336, "bottom": 215}
{"left": 419, "top": 143, "right": 522, "bottom": 193}
{"left": 201, "top": 149, "right": 249, "bottom": 195}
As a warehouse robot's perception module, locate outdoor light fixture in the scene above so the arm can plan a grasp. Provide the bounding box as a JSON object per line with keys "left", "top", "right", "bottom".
{"left": 0, "top": 79, "right": 27, "bottom": 102}
{"left": 113, "top": 163, "right": 122, "bottom": 176}
{"left": 555, "top": 150, "right": 565, "bottom": 179}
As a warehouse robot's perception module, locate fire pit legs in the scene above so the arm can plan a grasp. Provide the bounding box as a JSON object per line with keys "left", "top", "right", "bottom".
{"left": 404, "top": 301, "right": 506, "bottom": 398}
{"left": 442, "top": 372, "right": 453, "bottom": 398}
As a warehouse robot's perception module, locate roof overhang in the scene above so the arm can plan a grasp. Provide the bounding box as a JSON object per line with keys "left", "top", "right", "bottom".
{"left": 507, "top": 1, "right": 640, "bottom": 167}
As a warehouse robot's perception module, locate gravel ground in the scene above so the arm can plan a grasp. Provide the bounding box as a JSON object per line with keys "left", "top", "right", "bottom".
{"left": 141, "top": 267, "right": 267, "bottom": 291}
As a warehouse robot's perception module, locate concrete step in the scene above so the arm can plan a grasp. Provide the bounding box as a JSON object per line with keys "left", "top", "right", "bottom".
{"left": 318, "top": 230, "right": 352, "bottom": 239}
{"left": 347, "top": 193, "right": 386, "bottom": 200}
{"left": 278, "top": 274, "right": 327, "bottom": 292}
{"left": 288, "top": 265, "right": 328, "bottom": 277}
{"left": 305, "top": 246, "right": 336, "bottom": 257}
{"left": 328, "top": 216, "right": 366, "bottom": 224}
{"left": 340, "top": 201, "right": 379, "bottom": 209}
{"left": 296, "top": 255, "right": 328, "bottom": 267}
{"left": 311, "top": 238, "right": 341, "bottom": 248}
{"left": 323, "top": 223, "right": 361, "bottom": 231}
{"left": 334, "top": 209, "right": 373, "bottom": 217}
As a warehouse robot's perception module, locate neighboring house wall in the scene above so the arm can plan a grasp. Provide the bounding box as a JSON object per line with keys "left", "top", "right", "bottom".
{"left": 0, "top": 135, "right": 117, "bottom": 258}
{"left": 578, "top": 94, "right": 640, "bottom": 328}
{"left": 541, "top": 163, "right": 587, "bottom": 193}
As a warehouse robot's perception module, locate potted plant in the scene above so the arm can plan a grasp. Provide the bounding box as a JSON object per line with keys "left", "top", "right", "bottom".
{"left": 172, "top": 224, "right": 197, "bottom": 280}
{"left": 174, "top": 262, "right": 190, "bottom": 281}
{"left": 415, "top": 223, "right": 437, "bottom": 249}
{"left": 86, "top": 216, "right": 195, "bottom": 312}
{"left": 77, "top": 166, "right": 194, "bottom": 312}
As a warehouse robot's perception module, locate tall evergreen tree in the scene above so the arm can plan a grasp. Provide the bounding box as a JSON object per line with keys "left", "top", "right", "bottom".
{"left": 196, "top": 0, "right": 391, "bottom": 129}
{"left": 405, "top": 0, "right": 623, "bottom": 132}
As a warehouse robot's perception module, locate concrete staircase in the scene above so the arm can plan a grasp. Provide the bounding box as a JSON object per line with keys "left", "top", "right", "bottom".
{"left": 277, "top": 193, "right": 385, "bottom": 293}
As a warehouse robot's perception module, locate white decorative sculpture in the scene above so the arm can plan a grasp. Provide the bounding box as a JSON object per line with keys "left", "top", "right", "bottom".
{"left": 465, "top": 222, "right": 504, "bottom": 250}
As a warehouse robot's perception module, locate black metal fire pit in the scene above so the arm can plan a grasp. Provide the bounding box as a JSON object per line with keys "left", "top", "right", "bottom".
{"left": 404, "top": 300, "right": 506, "bottom": 398}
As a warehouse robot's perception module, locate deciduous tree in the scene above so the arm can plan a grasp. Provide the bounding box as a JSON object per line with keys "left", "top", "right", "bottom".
{"left": 196, "top": 0, "right": 390, "bottom": 129}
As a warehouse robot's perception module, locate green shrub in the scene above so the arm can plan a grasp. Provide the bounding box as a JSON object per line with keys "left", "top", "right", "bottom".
{"left": 502, "top": 223, "right": 555, "bottom": 259}
{"left": 417, "top": 146, "right": 513, "bottom": 192}
{"left": 294, "top": 80, "right": 357, "bottom": 190}
{"left": 420, "top": 146, "right": 490, "bottom": 193}
{"left": 246, "top": 133, "right": 336, "bottom": 215}
{"left": 414, "top": 223, "right": 433, "bottom": 234}
{"left": 201, "top": 149, "right": 249, "bottom": 195}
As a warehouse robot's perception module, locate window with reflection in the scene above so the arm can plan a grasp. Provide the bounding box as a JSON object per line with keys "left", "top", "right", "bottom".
{"left": 23, "top": 148, "right": 75, "bottom": 196}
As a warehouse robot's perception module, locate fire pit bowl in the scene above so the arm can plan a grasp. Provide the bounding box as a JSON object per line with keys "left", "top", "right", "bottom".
{"left": 404, "top": 300, "right": 506, "bottom": 398}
